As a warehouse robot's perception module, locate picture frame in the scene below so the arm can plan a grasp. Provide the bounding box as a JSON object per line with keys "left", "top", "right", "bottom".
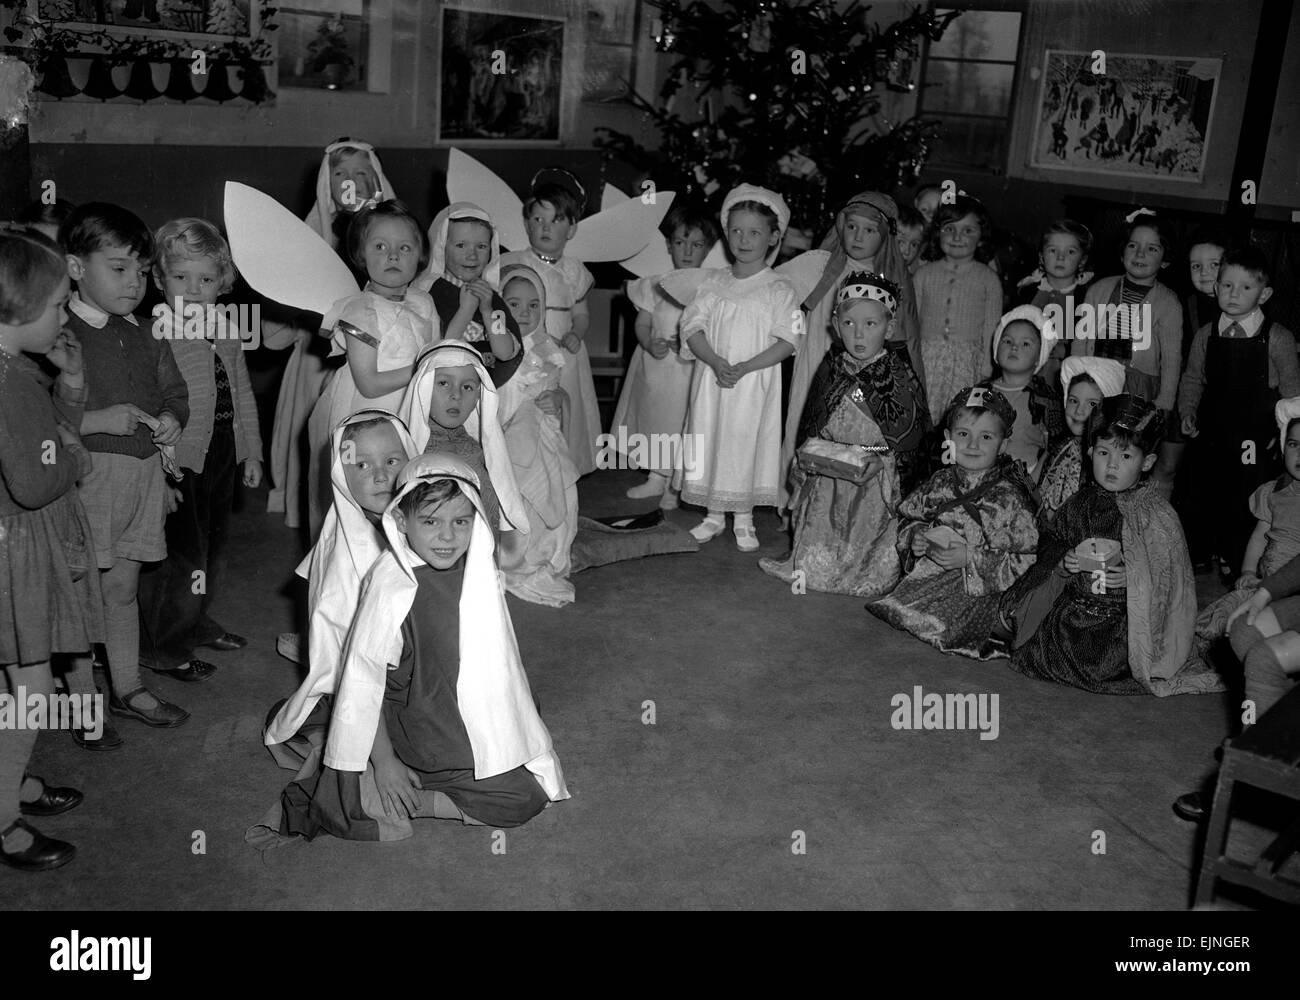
{"left": 1029, "top": 49, "right": 1221, "bottom": 183}
{"left": 33, "top": 0, "right": 260, "bottom": 43}
{"left": 436, "top": 4, "right": 565, "bottom": 145}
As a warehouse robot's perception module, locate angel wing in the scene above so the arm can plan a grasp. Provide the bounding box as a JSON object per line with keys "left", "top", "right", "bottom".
{"left": 601, "top": 182, "right": 727, "bottom": 278}
{"left": 446, "top": 148, "right": 675, "bottom": 263}
{"left": 224, "top": 181, "right": 359, "bottom": 317}
{"left": 775, "top": 249, "right": 832, "bottom": 304}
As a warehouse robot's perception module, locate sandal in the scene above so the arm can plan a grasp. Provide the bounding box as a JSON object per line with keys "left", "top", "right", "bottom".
{"left": 109, "top": 687, "right": 190, "bottom": 728}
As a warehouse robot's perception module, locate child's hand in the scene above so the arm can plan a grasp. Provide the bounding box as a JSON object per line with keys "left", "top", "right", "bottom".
{"left": 852, "top": 454, "right": 883, "bottom": 484}
{"left": 458, "top": 284, "right": 480, "bottom": 315}
{"left": 1062, "top": 549, "right": 1082, "bottom": 574}
{"left": 1101, "top": 564, "right": 1127, "bottom": 590}
{"left": 152, "top": 411, "right": 183, "bottom": 447}
{"left": 374, "top": 757, "right": 422, "bottom": 818}
{"left": 648, "top": 337, "right": 672, "bottom": 360}
{"left": 715, "top": 362, "right": 744, "bottom": 388}
{"left": 99, "top": 403, "right": 150, "bottom": 436}
{"left": 910, "top": 532, "right": 930, "bottom": 557}
{"left": 466, "top": 278, "right": 495, "bottom": 312}
{"left": 243, "top": 458, "right": 263, "bottom": 489}
{"left": 535, "top": 388, "right": 565, "bottom": 419}
{"left": 1181, "top": 414, "right": 1198, "bottom": 437}
{"left": 163, "top": 487, "right": 184, "bottom": 515}
{"left": 1235, "top": 571, "right": 1261, "bottom": 593}
{"left": 1227, "top": 587, "right": 1272, "bottom": 630}
{"left": 55, "top": 421, "right": 81, "bottom": 448}
{"left": 46, "top": 329, "right": 83, "bottom": 376}
{"left": 930, "top": 542, "right": 970, "bottom": 570}
{"left": 561, "top": 331, "right": 583, "bottom": 354}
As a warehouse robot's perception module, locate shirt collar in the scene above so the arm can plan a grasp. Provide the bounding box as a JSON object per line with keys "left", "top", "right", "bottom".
{"left": 1219, "top": 308, "right": 1263, "bottom": 336}
{"left": 70, "top": 294, "right": 139, "bottom": 329}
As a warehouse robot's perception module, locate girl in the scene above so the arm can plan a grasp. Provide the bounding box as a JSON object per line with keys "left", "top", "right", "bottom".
{"left": 0, "top": 226, "right": 100, "bottom": 870}
{"left": 663, "top": 184, "right": 802, "bottom": 551}
{"left": 999, "top": 395, "right": 1223, "bottom": 695}
{"left": 985, "top": 305, "right": 1063, "bottom": 480}
{"left": 1182, "top": 227, "right": 1226, "bottom": 361}
{"left": 412, "top": 201, "right": 524, "bottom": 386}
{"left": 913, "top": 196, "right": 1004, "bottom": 424}
{"left": 760, "top": 273, "right": 925, "bottom": 597}
{"left": 496, "top": 265, "right": 580, "bottom": 607}
{"left": 306, "top": 200, "right": 437, "bottom": 535}
{"left": 866, "top": 386, "right": 1038, "bottom": 658}
{"left": 613, "top": 203, "right": 719, "bottom": 507}
{"left": 781, "top": 192, "right": 925, "bottom": 502}
{"left": 1038, "top": 356, "right": 1126, "bottom": 524}
{"left": 266, "top": 139, "right": 396, "bottom": 530}
{"left": 1014, "top": 219, "right": 1094, "bottom": 388}
{"left": 138, "top": 218, "right": 263, "bottom": 681}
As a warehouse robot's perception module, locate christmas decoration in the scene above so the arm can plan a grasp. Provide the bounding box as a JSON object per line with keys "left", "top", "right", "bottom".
{"left": 206, "top": 0, "right": 248, "bottom": 37}
{"left": 594, "top": 0, "right": 960, "bottom": 238}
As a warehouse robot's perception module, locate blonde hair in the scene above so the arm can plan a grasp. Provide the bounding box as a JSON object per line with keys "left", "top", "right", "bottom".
{"left": 153, "top": 217, "right": 237, "bottom": 294}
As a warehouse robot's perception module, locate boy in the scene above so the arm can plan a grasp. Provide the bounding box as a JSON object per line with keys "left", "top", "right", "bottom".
{"left": 138, "top": 219, "right": 263, "bottom": 682}
{"left": 500, "top": 171, "right": 601, "bottom": 475}
{"left": 1179, "top": 245, "right": 1300, "bottom": 579}
{"left": 62, "top": 203, "right": 191, "bottom": 728}
{"left": 276, "top": 454, "right": 568, "bottom": 842}
{"left": 895, "top": 206, "right": 926, "bottom": 276}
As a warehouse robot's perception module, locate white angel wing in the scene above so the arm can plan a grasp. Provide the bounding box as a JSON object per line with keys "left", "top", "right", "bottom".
{"left": 657, "top": 267, "right": 722, "bottom": 308}
{"left": 622, "top": 237, "right": 728, "bottom": 279}
{"left": 224, "top": 181, "right": 359, "bottom": 316}
{"left": 566, "top": 190, "right": 676, "bottom": 263}
{"left": 446, "top": 148, "right": 527, "bottom": 253}
{"left": 600, "top": 183, "right": 626, "bottom": 212}
{"left": 775, "top": 249, "right": 833, "bottom": 304}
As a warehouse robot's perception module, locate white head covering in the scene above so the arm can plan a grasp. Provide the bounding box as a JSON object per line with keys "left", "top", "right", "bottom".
{"left": 721, "top": 183, "right": 790, "bottom": 264}
{"left": 498, "top": 263, "right": 547, "bottom": 337}
{"left": 414, "top": 201, "right": 502, "bottom": 294}
{"left": 1060, "top": 356, "right": 1127, "bottom": 403}
{"left": 308, "top": 140, "right": 394, "bottom": 249}
{"left": 1276, "top": 396, "right": 1300, "bottom": 444}
{"left": 322, "top": 452, "right": 568, "bottom": 801}
{"left": 399, "top": 340, "right": 529, "bottom": 533}
{"left": 992, "top": 303, "right": 1058, "bottom": 372}
{"left": 264, "top": 409, "right": 417, "bottom": 749}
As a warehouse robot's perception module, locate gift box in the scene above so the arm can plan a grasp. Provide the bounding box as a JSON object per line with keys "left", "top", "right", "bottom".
{"left": 797, "top": 437, "right": 886, "bottom": 480}
{"left": 1075, "top": 537, "right": 1121, "bottom": 572}
{"left": 924, "top": 524, "right": 964, "bottom": 551}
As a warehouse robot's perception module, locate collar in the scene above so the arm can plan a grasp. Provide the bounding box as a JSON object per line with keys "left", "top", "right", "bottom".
{"left": 1218, "top": 309, "right": 1264, "bottom": 337}
{"left": 70, "top": 294, "right": 139, "bottom": 329}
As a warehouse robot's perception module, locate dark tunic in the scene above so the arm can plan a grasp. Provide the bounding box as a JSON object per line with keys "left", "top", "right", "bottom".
{"left": 1001, "top": 484, "right": 1143, "bottom": 694}
{"left": 428, "top": 277, "right": 524, "bottom": 388}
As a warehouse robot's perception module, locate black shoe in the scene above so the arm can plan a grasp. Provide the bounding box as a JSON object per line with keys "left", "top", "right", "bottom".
{"left": 145, "top": 659, "right": 217, "bottom": 683}
{"left": 109, "top": 688, "right": 190, "bottom": 728}
{"left": 18, "top": 777, "right": 83, "bottom": 818}
{"left": 0, "top": 819, "right": 75, "bottom": 872}
{"left": 1173, "top": 790, "right": 1206, "bottom": 822}
{"left": 199, "top": 633, "right": 246, "bottom": 651}
{"left": 72, "top": 720, "right": 124, "bottom": 752}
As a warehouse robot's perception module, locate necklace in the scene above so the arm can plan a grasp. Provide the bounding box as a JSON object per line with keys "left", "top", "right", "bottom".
{"left": 534, "top": 250, "right": 561, "bottom": 265}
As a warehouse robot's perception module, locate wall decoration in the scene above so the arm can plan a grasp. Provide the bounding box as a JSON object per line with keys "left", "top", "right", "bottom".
{"left": 277, "top": 5, "right": 367, "bottom": 90}
{"left": 436, "top": 5, "right": 564, "bottom": 144}
{"left": 1029, "top": 49, "right": 1221, "bottom": 183}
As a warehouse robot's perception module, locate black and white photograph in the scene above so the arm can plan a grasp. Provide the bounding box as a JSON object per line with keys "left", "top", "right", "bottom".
{"left": 0, "top": 0, "right": 1298, "bottom": 962}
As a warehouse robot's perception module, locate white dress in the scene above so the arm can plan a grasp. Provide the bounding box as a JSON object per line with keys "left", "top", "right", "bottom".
{"left": 609, "top": 274, "right": 693, "bottom": 472}
{"left": 500, "top": 248, "right": 601, "bottom": 476}
{"left": 675, "top": 267, "right": 801, "bottom": 512}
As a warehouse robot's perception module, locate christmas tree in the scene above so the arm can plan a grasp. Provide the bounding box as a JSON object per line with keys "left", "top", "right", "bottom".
{"left": 206, "top": 0, "right": 247, "bottom": 36}
{"left": 595, "top": 0, "right": 960, "bottom": 240}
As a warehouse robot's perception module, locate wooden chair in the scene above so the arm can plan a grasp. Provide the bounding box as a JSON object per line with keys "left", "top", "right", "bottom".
{"left": 584, "top": 287, "right": 636, "bottom": 412}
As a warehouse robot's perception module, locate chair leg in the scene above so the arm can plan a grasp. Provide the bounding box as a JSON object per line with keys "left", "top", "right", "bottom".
{"left": 1194, "top": 774, "right": 1236, "bottom": 906}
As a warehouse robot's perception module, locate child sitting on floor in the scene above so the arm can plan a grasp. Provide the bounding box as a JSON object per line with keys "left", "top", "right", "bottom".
{"left": 1037, "top": 356, "right": 1126, "bottom": 525}
{"left": 760, "top": 272, "right": 925, "bottom": 597}
{"left": 264, "top": 410, "right": 417, "bottom": 769}
{"left": 270, "top": 454, "right": 568, "bottom": 843}
{"left": 997, "top": 395, "right": 1221, "bottom": 695}
{"left": 866, "top": 386, "right": 1038, "bottom": 658}
{"left": 983, "top": 305, "right": 1064, "bottom": 480}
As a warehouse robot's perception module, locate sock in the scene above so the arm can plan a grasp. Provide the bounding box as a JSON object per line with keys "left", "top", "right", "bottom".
{"left": 61, "top": 654, "right": 97, "bottom": 699}
{"left": 626, "top": 472, "right": 669, "bottom": 498}
{"left": 104, "top": 597, "right": 151, "bottom": 706}
{"left": 734, "top": 511, "right": 755, "bottom": 530}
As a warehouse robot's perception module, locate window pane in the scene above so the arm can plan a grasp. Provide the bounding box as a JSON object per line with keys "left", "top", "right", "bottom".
{"left": 923, "top": 60, "right": 1015, "bottom": 116}
{"left": 929, "top": 10, "right": 1022, "bottom": 62}
{"left": 928, "top": 114, "right": 1008, "bottom": 171}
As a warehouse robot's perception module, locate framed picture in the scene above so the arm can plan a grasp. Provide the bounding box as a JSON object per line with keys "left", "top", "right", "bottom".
{"left": 581, "top": 42, "right": 633, "bottom": 103}
{"left": 437, "top": 4, "right": 564, "bottom": 144}
{"left": 34, "top": 0, "right": 259, "bottom": 40}
{"left": 277, "top": 3, "right": 368, "bottom": 90}
{"left": 1029, "top": 49, "right": 1221, "bottom": 183}
{"left": 585, "top": 0, "right": 638, "bottom": 46}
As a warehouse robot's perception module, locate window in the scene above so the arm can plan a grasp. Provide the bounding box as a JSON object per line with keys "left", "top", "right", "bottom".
{"left": 917, "top": 4, "right": 1025, "bottom": 172}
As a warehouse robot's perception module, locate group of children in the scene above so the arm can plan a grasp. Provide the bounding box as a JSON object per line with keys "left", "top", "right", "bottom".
{"left": 3, "top": 136, "right": 1298, "bottom": 870}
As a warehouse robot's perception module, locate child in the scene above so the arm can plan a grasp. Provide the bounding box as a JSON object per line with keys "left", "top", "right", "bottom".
{"left": 895, "top": 206, "right": 925, "bottom": 276}
{"left": 264, "top": 410, "right": 417, "bottom": 770}
{"left": 0, "top": 225, "right": 100, "bottom": 870}
{"left": 1014, "top": 219, "right": 1094, "bottom": 387}
{"left": 273, "top": 454, "right": 568, "bottom": 842}
{"left": 62, "top": 203, "right": 191, "bottom": 728}
{"left": 664, "top": 184, "right": 802, "bottom": 551}
{"left": 998, "top": 395, "right": 1222, "bottom": 695}
{"left": 306, "top": 200, "right": 437, "bottom": 536}
{"left": 866, "top": 386, "right": 1038, "bottom": 658}
{"left": 412, "top": 201, "right": 524, "bottom": 385}
{"left": 782, "top": 192, "right": 925, "bottom": 500}
{"left": 266, "top": 139, "right": 396, "bottom": 529}
{"left": 984, "top": 305, "right": 1063, "bottom": 480}
{"left": 16, "top": 198, "right": 75, "bottom": 244}
{"left": 1182, "top": 227, "right": 1227, "bottom": 360}
{"left": 400, "top": 340, "right": 529, "bottom": 539}
{"left": 1038, "top": 356, "right": 1126, "bottom": 524}
{"left": 137, "top": 219, "right": 263, "bottom": 680}
{"left": 496, "top": 265, "right": 579, "bottom": 607}
{"left": 760, "top": 273, "right": 925, "bottom": 596}
{"left": 913, "top": 196, "right": 1004, "bottom": 424}
{"left": 1180, "top": 245, "right": 1300, "bottom": 578}
{"left": 913, "top": 184, "right": 942, "bottom": 226}
{"left": 612, "top": 203, "right": 719, "bottom": 507}
{"left": 500, "top": 169, "right": 602, "bottom": 476}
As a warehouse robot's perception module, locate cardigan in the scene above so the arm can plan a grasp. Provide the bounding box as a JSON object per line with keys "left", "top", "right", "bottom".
{"left": 1178, "top": 317, "right": 1300, "bottom": 422}
{"left": 1072, "top": 276, "right": 1183, "bottom": 411}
